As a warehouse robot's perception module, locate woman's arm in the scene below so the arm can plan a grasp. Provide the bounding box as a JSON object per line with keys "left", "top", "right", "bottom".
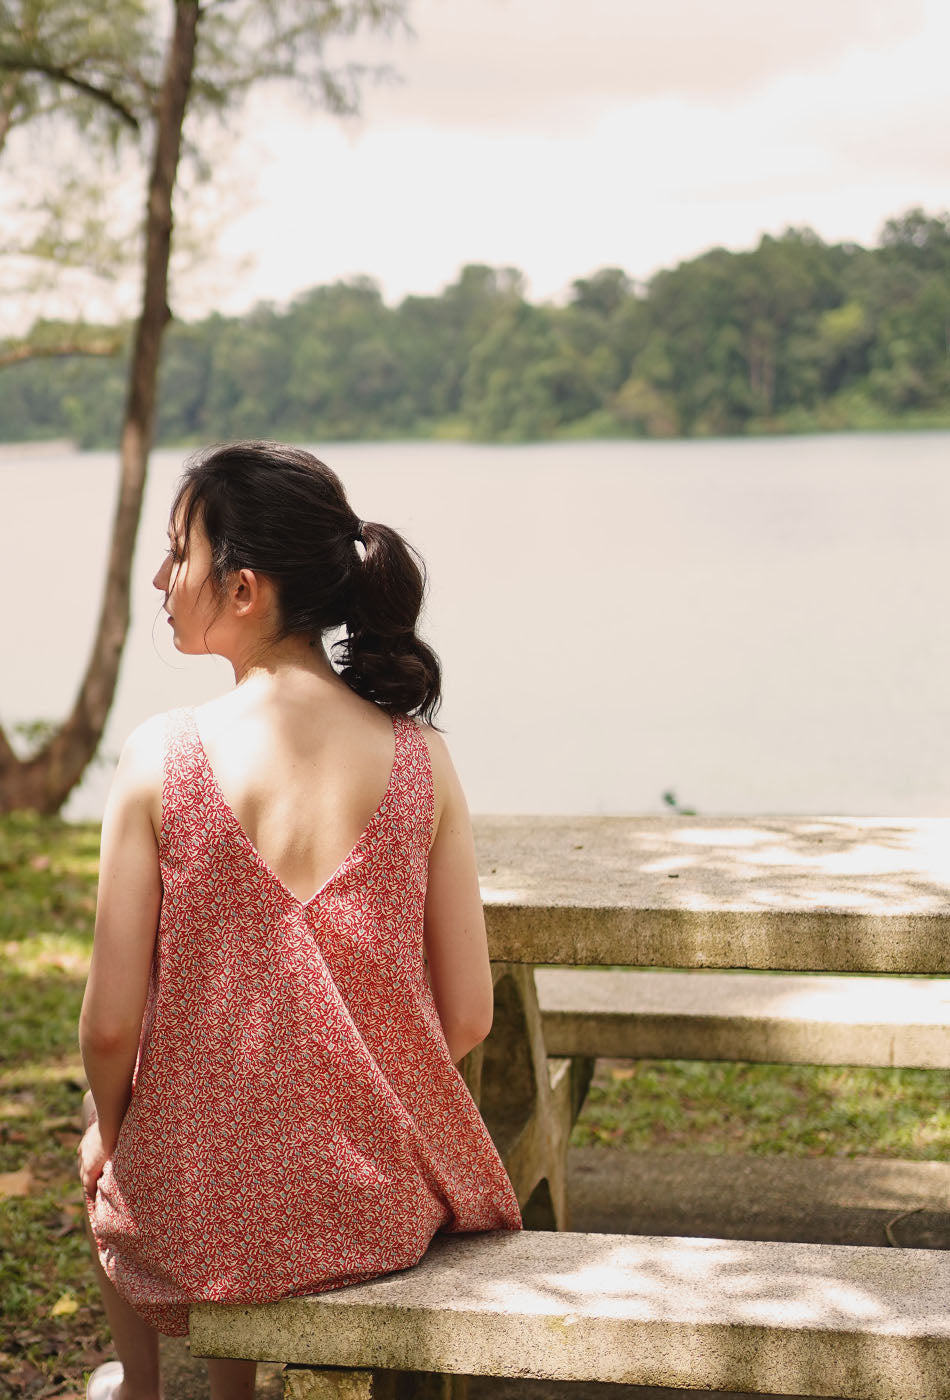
{"left": 79, "top": 715, "right": 164, "bottom": 1157}
{"left": 421, "top": 730, "right": 494, "bottom": 1064}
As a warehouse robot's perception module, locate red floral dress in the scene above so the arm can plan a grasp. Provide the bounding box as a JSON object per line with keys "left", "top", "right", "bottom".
{"left": 85, "top": 706, "right": 522, "bottom": 1335}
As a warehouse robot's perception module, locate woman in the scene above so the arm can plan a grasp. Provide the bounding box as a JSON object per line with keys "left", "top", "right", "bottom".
{"left": 77, "top": 442, "right": 522, "bottom": 1400}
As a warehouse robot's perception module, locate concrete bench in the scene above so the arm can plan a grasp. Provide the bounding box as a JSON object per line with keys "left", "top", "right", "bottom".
{"left": 535, "top": 967, "right": 950, "bottom": 1068}
{"left": 189, "top": 1228, "right": 950, "bottom": 1399}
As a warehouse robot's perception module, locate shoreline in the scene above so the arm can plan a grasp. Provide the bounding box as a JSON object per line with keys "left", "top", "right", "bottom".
{"left": 2, "top": 421, "right": 950, "bottom": 457}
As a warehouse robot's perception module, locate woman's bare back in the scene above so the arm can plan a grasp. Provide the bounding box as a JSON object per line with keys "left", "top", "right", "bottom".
{"left": 191, "top": 677, "right": 411, "bottom": 906}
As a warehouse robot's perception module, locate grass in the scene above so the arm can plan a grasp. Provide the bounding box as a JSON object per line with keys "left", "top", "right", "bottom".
{"left": 570, "top": 1057, "right": 950, "bottom": 1158}
{"left": 0, "top": 814, "right": 105, "bottom": 1399}
{"left": 1, "top": 813, "right": 948, "bottom": 1396}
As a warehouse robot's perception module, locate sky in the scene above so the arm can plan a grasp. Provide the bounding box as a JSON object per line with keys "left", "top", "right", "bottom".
{"left": 183, "top": 0, "right": 950, "bottom": 316}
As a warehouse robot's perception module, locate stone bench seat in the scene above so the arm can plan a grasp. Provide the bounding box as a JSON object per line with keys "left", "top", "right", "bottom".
{"left": 535, "top": 968, "right": 950, "bottom": 1068}
{"left": 189, "top": 1228, "right": 950, "bottom": 1399}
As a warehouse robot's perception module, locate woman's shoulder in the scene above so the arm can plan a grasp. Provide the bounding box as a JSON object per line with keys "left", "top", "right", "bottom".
{"left": 122, "top": 705, "right": 212, "bottom": 778}
{"left": 118, "top": 709, "right": 190, "bottom": 819}
{"left": 120, "top": 709, "right": 180, "bottom": 767}
{"left": 100, "top": 711, "right": 177, "bottom": 844}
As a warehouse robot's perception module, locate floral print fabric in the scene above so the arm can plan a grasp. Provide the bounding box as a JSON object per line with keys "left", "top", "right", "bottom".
{"left": 86, "top": 706, "right": 522, "bottom": 1335}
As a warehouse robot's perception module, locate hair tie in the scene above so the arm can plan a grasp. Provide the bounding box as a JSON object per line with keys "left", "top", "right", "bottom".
{"left": 353, "top": 520, "right": 365, "bottom": 545}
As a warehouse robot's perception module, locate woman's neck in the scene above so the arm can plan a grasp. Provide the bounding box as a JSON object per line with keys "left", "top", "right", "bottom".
{"left": 230, "top": 633, "right": 339, "bottom": 690}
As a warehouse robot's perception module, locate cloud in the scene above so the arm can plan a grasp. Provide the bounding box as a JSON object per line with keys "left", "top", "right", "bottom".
{"left": 326, "top": 0, "right": 929, "bottom": 130}
{"left": 657, "top": 14, "right": 950, "bottom": 199}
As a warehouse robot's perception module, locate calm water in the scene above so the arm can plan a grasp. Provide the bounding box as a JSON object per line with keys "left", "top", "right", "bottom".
{"left": 2, "top": 433, "right": 948, "bottom": 821}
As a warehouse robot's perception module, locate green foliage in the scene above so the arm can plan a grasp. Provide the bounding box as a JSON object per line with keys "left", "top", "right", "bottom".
{"left": 0, "top": 0, "right": 160, "bottom": 141}
{"left": 9, "top": 718, "right": 57, "bottom": 759}
{"left": 1, "top": 208, "right": 950, "bottom": 445}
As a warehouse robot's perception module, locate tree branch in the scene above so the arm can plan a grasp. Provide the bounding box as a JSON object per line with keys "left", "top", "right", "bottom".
{"left": 0, "top": 333, "right": 124, "bottom": 369}
{"left": 0, "top": 53, "right": 140, "bottom": 130}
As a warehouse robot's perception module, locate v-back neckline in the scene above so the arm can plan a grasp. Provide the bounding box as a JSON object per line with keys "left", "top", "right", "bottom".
{"left": 185, "top": 706, "right": 402, "bottom": 909}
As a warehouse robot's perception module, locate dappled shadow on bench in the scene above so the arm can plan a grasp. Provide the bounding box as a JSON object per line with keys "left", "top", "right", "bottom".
{"left": 478, "top": 816, "right": 950, "bottom": 916}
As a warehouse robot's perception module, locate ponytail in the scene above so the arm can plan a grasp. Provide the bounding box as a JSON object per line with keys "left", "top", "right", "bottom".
{"left": 333, "top": 521, "right": 442, "bottom": 725}
{"left": 171, "top": 442, "right": 442, "bottom": 724}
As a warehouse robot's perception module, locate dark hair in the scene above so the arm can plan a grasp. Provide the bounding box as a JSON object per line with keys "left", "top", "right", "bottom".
{"left": 170, "top": 441, "right": 442, "bottom": 724}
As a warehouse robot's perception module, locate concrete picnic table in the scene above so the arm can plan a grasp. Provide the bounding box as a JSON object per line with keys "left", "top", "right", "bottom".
{"left": 472, "top": 815, "right": 950, "bottom": 973}
{"left": 465, "top": 815, "right": 950, "bottom": 1230}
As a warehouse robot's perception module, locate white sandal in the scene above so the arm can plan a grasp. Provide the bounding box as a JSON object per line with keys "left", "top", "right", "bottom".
{"left": 86, "top": 1360, "right": 123, "bottom": 1400}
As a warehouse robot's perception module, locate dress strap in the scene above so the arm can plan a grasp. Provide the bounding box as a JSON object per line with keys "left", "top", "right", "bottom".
{"left": 159, "top": 706, "right": 204, "bottom": 862}
{"left": 389, "top": 713, "right": 435, "bottom": 852}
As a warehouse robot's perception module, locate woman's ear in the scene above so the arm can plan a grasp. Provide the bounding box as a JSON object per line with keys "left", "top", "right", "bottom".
{"left": 232, "top": 567, "right": 262, "bottom": 618}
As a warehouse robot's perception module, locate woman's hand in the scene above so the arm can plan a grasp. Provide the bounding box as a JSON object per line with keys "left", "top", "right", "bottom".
{"left": 77, "top": 1120, "right": 112, "bottom": 1199}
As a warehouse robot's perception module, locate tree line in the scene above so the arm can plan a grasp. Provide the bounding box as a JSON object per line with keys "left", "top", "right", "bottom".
{"left": 3, "top": 206, "right": 949, "bottom": 448}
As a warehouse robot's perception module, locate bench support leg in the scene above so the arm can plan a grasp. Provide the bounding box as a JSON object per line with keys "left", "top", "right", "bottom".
{"left": 467, "top": 962, "right": 593, "bottom": 1231}
{"left": 283, "top": 1366, "right": 467, "bottom": 1400}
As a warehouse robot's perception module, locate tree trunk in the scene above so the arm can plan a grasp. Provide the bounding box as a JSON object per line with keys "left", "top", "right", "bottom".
{"left": 0, "top": 2, "right": 200, "bottom": 814}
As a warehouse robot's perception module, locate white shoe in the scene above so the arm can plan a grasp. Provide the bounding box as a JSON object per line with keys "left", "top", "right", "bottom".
{"left": 86, "top": 1360, "right": 123, "bottom": 1400}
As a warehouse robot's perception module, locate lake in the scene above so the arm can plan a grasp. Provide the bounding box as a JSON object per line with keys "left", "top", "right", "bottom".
{"left": 1, "top": 432, "right": 948, "bottom": 821}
